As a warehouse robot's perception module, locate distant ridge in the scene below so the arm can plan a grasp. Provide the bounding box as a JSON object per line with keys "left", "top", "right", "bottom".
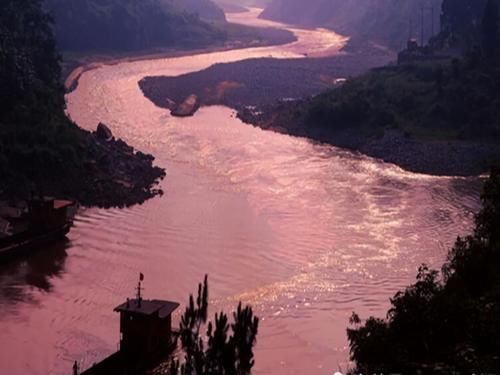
{"left": 261, "top": 0, "right": 442, "bottom": 50}
{"left": 44, "top": 0, "right": 226, "bottom": 52}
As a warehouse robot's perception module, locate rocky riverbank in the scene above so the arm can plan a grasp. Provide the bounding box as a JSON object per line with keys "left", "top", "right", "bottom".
{"left": 243, "top": 107, "right": 500, "bottom": 176}
{"left": 75, "top": 123, "right": 166, "bottom": 207}
{"left": 239, "top": 57, "right": 500, "bottom": 177}
{"left": 0, "top": 122, "right": 165, "bottom": 208}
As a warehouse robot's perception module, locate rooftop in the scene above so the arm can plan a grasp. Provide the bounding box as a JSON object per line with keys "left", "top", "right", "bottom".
{"left": 114, "top": 298, "right": 179, "bottom": 318}
{"left": 53, "top": 200, "right": 74, "bottom": 210}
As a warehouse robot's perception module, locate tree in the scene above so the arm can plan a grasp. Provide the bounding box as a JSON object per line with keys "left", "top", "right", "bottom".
{"left": 474, "top": 167, "right": 500, "bottom": 244}
{"left": 170, "top": 275, "right": 259, "bottom": 375}
{"left": 0, "top": 0, "right": 63, "bottom": 121}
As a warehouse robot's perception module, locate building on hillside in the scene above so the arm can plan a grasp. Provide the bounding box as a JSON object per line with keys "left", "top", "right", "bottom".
{"left": 398, "top": 38, "right": 451, "bottom": 64}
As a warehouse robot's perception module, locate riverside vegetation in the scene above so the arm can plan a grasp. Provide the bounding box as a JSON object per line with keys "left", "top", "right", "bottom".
{"left": 347, "top": 168, "right": 500, "bottom": 373}
{"left": 243, "top": 55, "right": 500, "bottom": 176}
{"left": 0, "top": 0, "right": 165, "bottom": 207}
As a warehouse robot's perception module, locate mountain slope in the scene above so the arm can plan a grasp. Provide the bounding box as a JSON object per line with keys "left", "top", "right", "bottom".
{"left": 43, "top": 0, "right": 226, "bottom": 52}
{"left": 170, "top": 0, "right": 226, "bottom": 21}
{"left": 261, "top": 0, "right": 442, "bottom": 50}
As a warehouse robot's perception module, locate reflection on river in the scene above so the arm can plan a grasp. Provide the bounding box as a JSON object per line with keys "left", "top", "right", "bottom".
{"left": 0, "top": 8, "right": 482, "bottom": 375}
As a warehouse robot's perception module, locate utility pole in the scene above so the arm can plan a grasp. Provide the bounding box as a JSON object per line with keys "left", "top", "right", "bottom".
{"left": 421, "top": 4, "right": 425, "bottom": 46}
{"left": 431, "top": 5, "right": 435, "bottom": 38}
{"left": 409, "top": 16, "right": 413, "bottom": 40}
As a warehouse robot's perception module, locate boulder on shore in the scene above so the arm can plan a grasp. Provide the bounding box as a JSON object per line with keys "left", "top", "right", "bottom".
{"left": 171, "top": 94, "right": 200, "bottom": 117}
{"left": 96, "top": 122, "right": 113, "bottom": 141}
{"left": 165, "top": 98, "right": 177, "bottom": 110}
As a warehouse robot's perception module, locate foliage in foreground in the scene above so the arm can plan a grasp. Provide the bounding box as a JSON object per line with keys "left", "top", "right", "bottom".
{"left": 0, "top": 0, "right": 78, "bottom": 191}
{"left": 170, "top": 276, "right": 259, "bottom": 375}
{"left": 347, "top": 169, "right": 500, "bottom": 373}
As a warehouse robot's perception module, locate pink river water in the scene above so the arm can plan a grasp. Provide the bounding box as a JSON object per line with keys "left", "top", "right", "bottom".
{"left": 0, "top": 8, "right": 482, "bottom": 375}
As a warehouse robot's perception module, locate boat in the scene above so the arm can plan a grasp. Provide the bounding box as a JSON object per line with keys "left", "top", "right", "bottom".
{"left": 77, "top": 275, "right": 180, "bottom": 375}
{"left": 0, "top": 197, "right": 76, "bottom": 262}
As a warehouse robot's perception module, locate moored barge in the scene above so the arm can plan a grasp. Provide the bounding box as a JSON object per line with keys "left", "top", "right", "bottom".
{"left": 0, "top": 197, "right": 76, "bottom": 262}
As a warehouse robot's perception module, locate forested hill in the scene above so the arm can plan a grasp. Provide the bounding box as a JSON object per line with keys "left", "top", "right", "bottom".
{"left": 43, "top": 0, "right": 226, "bottom": 52}
{"left": 261, "top": 0, "right": 442, "bottom": 50}
{"left": 0, "top": 0, "right": 165, "bottom": 206}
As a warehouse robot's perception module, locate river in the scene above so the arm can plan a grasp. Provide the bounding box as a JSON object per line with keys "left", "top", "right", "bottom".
{"left": 0, "top": 8, "right": 482, "bottom": 375}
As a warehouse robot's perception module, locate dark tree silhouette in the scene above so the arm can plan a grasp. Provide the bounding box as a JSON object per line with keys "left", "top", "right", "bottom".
{"left": 0, "top": 0, "right": 165, "bottom": 207}
{"left": 347, "top": 169, "right": 500, "bottom": 373}
{"left": 0, "top": 0, "right": 63, "bottom": 120}
{"left": 171, "top": 275, "right": 259, "bottom": 375}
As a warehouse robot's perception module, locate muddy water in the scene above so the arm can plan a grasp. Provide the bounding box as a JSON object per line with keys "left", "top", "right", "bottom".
{"left": 0, "top": 8, "right": 481, "bottom": 375}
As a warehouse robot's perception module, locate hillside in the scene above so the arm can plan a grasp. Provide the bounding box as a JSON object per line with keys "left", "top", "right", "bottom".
{"left": 43, "top": 0, "right": 226, "bottom": 52}
{"left": 261, "top": 0, "right": 442, "bottom": 50}
{"left": 0, "top": 0, "right": 165, "bottom": 207}
{"left": 244, "top": 60, "right": 500, "bottom": 175}
{"left": 215, "top": 0, "right": 271, "bottom": 10}
{"left": 243, "top": 0, "right": 500, "bottom": 176}
{"left": 170, "top": 0, "right": 226, "bottom": 21}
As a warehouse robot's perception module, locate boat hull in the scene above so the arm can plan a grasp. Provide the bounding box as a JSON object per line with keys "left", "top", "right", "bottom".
{"left": 0, "top": 223, "right": 72, "bottom": 263}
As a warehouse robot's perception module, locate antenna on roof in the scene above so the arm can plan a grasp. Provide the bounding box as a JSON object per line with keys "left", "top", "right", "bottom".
{"left": 136, "top": 273, "right": 144, "bottom": 308}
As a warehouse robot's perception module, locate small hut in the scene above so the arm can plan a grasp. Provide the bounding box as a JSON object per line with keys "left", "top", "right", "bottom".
{"left": 114, "top": 297, "right": 179, "bottom": 357}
